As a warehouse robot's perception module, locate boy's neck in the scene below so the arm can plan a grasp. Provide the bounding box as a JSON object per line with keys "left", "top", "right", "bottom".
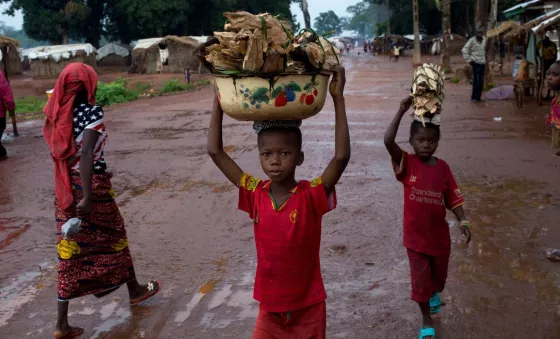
{"left": 270, "top": 177, "right": 298, "bottom": 194}
{"left": 419, "top": 155, "right": 438, "bottom": 166}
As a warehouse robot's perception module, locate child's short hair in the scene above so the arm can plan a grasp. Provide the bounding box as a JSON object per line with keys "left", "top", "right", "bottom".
{"left": 410, "top": 120, "right": 441, "bottom": 140}
{"left": 258, "top": 127, "right": 302, "bottom": 149}
{"left": 254, "top": 120, "right": 303, "bottom": 149}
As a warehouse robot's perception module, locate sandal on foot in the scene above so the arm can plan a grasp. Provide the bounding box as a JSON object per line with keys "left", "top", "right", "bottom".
{"left": 130, "top": 280, "right": 162, "bottom": 306}
{"left": 429, "top": 293, "right": 442, "bottom": 315}
{"left": 546, "top": 249, "right": 560, "bottom": 261}
{"left": 419, "top": 327, "right": 436, "bottom": 339}
{"left": 53, "top": 327, "right": 84, "bottom": 338}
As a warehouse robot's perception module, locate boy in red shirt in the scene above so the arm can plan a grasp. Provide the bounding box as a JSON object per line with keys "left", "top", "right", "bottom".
{"left": 207, "top": 67, "right": 350, "bottom": 338}
{"left": 384, "top": 96, "right": 472, "bottom": 339}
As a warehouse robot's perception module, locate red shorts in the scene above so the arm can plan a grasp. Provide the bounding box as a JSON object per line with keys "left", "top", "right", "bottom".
{"left": 407, "top": 248, "right": 450, "bottom": 303}
{"left": 252, "top": 301, "right": 326, "bottom": 339}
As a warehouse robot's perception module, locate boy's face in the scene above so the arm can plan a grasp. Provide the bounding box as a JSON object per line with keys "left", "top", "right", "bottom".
{"left": 410, "top": 127, "right": 439, "bottom": 161}
{"left": 257, "top": 130, "right": 303, "bottom": 183}
{"left": 546, "top": 63, "right": 560, "bottom": 90}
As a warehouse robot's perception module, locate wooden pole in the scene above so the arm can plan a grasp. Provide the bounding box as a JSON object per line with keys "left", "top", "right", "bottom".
{"left": 1, "top": 45, "right": 17, "bottom": 136}
{"left": 412, "top": 0, "right": 421, "bottom": 65}
{"left": 386, "top": 0, "right": 391, "bottom": 35}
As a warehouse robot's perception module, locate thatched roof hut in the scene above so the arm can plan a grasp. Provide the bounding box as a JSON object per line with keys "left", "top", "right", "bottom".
{"left": 26, "top": 43, "right": 97, "bottom": 79}
{"left": 0, "top": 36, "right": 22, "bottom": 76}
{"left": 431, "top": 34, "right": 468, "bottom": 55}
{"left": 130, "top": 36, "right": 201, "bottom": 74}
{"left": 97, "top": 43, "right": 132, "bottom": 67}
{"left": 505, "top": 8, "right": 560, "bottom": 40}
{"left": 487, "top": 21, "right": 522, "bottom": 39}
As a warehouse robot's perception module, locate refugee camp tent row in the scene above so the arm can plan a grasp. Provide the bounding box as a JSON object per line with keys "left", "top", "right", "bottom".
{"left": 22, "top": 44, "right": 97, "bottom": 79}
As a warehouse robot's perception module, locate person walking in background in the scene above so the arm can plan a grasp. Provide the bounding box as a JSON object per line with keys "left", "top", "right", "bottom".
{"left": 43, "top": 63, "right": 161, "bottom": 338}
{"left": 0, "top": 69, "right": 15, "bottom": 160}
{"left": 462, "top": 30, "right": 487, "bottom": 103}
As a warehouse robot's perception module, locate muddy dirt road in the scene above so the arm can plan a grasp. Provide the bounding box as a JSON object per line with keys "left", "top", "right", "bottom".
{"left": 1, "top": 54, "right": 560, "bottom": 338}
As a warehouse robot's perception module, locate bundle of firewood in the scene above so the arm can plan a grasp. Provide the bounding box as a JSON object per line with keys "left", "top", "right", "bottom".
{"left": 198, "top": 11, "right": 341, "bottom": 75}
{"left": 411, "top": 64, "right": 445, "bottom": 125}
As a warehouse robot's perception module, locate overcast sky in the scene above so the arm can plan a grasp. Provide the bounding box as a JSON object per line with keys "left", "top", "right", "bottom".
{"left": 0, "top": 1, "right": 362, "bottom": 31}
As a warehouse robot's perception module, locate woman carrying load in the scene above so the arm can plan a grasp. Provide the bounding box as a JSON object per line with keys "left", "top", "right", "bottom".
{"left": 43, "top": 63, "right": 161, "bottom": 338}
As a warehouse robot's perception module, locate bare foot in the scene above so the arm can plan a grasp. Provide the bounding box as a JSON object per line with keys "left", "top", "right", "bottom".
{"left": 53, "top": 326, "right": 84, "bottom": 338}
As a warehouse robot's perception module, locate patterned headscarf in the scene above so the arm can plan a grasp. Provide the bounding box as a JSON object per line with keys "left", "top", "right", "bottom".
{"left": 253, "top": 120, "right": 302, "bottom": 134}
{"left": 43, "top": 63, "right": 98, "bottom": 210}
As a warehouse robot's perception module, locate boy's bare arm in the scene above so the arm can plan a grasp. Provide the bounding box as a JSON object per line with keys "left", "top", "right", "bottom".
{"left": 384, "top": 96, "right": 412, "bottom": 165}
{"left": 321, "top": 67, "right": 351, "bottom": 195}
{"left": 207, "top": 95, "right": 244, "bottom": 186}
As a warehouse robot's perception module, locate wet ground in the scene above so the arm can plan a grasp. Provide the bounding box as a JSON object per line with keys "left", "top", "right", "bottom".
{"left": 2, "top": 53, "right": 560, "bottom": 338}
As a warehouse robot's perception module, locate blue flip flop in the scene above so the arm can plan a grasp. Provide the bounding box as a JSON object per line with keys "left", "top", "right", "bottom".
{"left": 429, "top": 293, "right": 442, "bottom": 315}
{"left": 419, "top": 327, "right": 436, "bottom": 339}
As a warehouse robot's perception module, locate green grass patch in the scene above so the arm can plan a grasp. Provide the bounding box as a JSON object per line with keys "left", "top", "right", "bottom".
{"left": 96, "top": 79, "right": 139, "bottom": 106}
{"left": 16, "top": 96, "right": 47, "bottom": 113}
{"left": 450, "top": 77, "right": 460, "bottom": 84}
{"left": 484, "top": 82, "right": 496, "bottom": 91}
{"left": 161, "top": 79, "right": 212, "bottom": 94}
{"left": 161, "top": 79, "right": 189, "bottom": 94}
{"left": 15, "top": 78, "right": 211, "bottom": 120}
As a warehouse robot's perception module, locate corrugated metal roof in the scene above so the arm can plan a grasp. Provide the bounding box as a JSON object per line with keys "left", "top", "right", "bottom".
{"left": 504, "top": 0, "right": 541, "bottom": 14}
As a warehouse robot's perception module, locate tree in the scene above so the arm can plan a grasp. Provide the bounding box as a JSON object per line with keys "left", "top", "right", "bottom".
{"left": 314, "top": 11, "right": 342, "bottom": 35}
{"left": 1, "top": 0, "right": 90, "bottom": 45}
{"left": 292, "top": 0, "right": 311, "bottom": 29}
{"left": 346, "top": 2, "right": 374, "bottom": 36}
{"left": 441, "top": 0, "right": 451, "bottom": 71}
{"left": 3, "top": 0, "right": 296, "bottom": 46}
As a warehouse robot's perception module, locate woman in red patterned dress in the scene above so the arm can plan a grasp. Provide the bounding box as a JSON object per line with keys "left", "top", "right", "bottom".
{"left": 43, "top": 63, "right": 161, "bottom": 338}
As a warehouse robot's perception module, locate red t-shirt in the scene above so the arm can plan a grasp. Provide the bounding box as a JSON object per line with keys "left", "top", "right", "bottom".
{"left": 238, "top": 173, "right": 336, "bottom": 312}
{"left": 393, "top": 152, "right": 465, "bottom": 256}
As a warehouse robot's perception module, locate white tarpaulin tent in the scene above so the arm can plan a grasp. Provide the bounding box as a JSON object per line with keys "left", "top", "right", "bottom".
{"left": 26, "top": 44, "right": 96, "bottom": 62}
{"left": 97, "top": 43, "right": 131, "bottom": 60}
{"left": 23, "top": 43, "right": 97, "bottom": 78}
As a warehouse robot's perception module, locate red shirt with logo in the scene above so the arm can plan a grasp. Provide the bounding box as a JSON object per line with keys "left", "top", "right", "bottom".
{"left": 393, "top": 152, "right": 465, "bottom": 256}
{"left": 238, "top": 173, "right": 336, "bottom": 312}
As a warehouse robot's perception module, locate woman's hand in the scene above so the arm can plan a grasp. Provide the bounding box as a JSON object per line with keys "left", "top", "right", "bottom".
{"left": 329, "top": 66, "right": 346, "bottom": 100}
{"left": 76, "top": 197, "right": 92, "bottom": 219}
{"left": 399, "top": 96, "right": 413, "bottom": 113}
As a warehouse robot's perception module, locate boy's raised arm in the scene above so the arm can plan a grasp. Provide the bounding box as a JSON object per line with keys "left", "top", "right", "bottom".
{"left": 321, "top": 67, "right": 351, "bottom": 195}
{"left": 207, "top": 95, "right": 244, "bottom": 186}
{"left": 384, "top": 96, "right": 412, "bottom": 165}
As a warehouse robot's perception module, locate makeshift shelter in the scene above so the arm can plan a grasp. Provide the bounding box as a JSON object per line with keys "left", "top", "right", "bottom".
{"left": 96, "top": 43, "right": 132, "bottom": 67}
{"left": 430, "top": 34, "right": 467, "bottom": 56}
{"left": 0, "top": 36, "right": 22, "bottom": 75}
{"left": 488, "top": 21, "right": 522, "bottom": 39}
{"left": 504, "top": 0, "right": 560, "bottom": 22}
{"left": 501, "top": 9, "right": 560, "bottom": 105}
{"left": 27, "top": 44, "right": 97, "bottom": 79}
{"left": 130, "top": 36, "right": 201, "bottom": 74}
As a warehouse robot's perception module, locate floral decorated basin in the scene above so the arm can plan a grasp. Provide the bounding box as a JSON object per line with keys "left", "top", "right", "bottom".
{"left": 215, "top": 73, "right": 330, "bottom": 121}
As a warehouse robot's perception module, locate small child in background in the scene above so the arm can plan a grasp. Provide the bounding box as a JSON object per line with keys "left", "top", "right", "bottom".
{"left": 207, "top": 67, "right": 350, "bottom": 338}
{"left": 384, "top": 96, "right": 472, "bottom": 339}
{"left": 545, "top": 61, "right": 560, "bottom": 156}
